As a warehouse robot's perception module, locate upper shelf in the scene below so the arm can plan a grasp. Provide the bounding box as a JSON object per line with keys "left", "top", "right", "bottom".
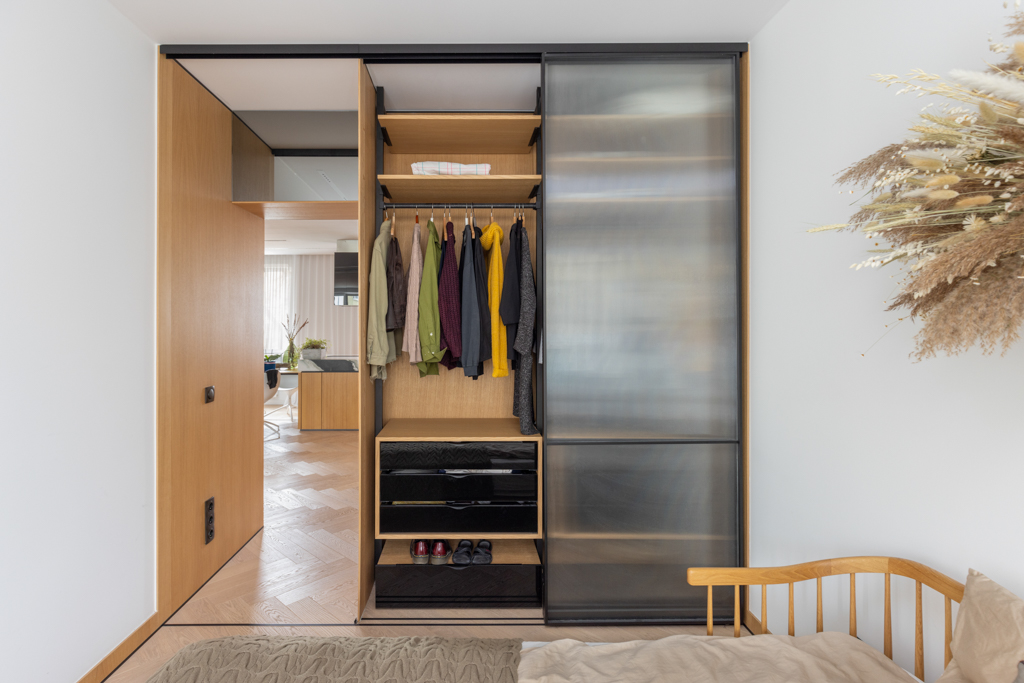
{"left": 233, "top": 201, "right": 358, "bottom": 220}
{"left": 378, "top": 175, "right": 540, "bottom": 204}
{"left": 379, "top": 114, "right": 541, "bottom": 154}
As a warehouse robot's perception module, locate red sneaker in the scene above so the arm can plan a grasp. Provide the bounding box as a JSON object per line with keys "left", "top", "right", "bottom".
{"left": 410, "top": 539, "right": 429, "bottom": 564}
{"left": 430, "top": 540, "right": 452, "bottom": 565}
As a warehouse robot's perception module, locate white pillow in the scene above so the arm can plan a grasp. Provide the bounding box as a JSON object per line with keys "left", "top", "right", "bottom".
{"left": 950, "top": 569, "right": 1024, "bottom": 683}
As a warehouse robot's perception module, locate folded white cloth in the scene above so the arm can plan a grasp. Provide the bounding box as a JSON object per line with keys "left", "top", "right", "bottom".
{"left": 411, "top": 161, "right": 491, "bottom": 176}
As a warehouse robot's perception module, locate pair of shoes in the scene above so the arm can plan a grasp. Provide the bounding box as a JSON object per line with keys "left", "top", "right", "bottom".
{"left": 452, "top": 539, "right": 492, "bottom": 565}
{"left": 410, "top": 539, "right": 453, "bottom": 565}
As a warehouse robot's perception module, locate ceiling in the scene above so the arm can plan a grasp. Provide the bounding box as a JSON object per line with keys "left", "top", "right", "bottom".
{"left": 264, "top": 220, "right": 357, "bottom": 255}
{"left": 108, "top": 0, "right": 788, "bottom": 44}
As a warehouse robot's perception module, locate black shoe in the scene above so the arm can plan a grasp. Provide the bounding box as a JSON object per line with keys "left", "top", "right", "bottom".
{"left": 472, "top": 540, "right": 492, "bottom": 565}
{"left": 452, "top": 539, "right": 473, "bottom": 565}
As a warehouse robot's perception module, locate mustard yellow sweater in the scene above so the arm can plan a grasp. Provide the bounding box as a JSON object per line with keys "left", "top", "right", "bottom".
{"left": 479, "top": 222, "right": 508, "bottom": 377}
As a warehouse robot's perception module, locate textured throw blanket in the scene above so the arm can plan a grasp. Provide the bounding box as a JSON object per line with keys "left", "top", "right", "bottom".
{"left": 519, "top": 632, "right": 916, "bottom": 683}
{"left": 147, "top": 636, "right": 521, "bottom": 683}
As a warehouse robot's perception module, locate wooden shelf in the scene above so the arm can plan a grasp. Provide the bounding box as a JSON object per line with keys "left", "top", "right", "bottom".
{"left": 233, "top": 201, "right": 358, "bottom": 220}
{"left": 377, "top": 418, "right": 542, "bottom": 442}
{"left": 379, "top": 114, "right": 540, "bottom": 154}
{"left": 547, "top": 532, "right": 733, "bottom": 541}
{"left": 378, "top": 175, "right": 541, "bottom": 204}
{"left": 378, "top": 539, "right": 541, "bottom": 564}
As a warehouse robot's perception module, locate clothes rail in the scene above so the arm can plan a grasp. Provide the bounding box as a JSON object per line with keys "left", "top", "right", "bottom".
{"left": 382, "top": 203, "right": 537, "bottom": 210}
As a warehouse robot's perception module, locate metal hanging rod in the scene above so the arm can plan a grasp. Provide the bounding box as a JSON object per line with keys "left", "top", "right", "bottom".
{"left": 382, "top": 202, "right": 537, "bottom": 210}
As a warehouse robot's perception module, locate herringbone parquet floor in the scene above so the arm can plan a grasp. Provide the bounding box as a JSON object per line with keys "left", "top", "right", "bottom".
{"left": 167, "top": 410, "right": 361, "bottom": 626}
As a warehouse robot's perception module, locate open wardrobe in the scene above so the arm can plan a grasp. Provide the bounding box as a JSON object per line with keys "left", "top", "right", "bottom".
{"left": 345, "top": 47, "right": 746, "bottom": 625}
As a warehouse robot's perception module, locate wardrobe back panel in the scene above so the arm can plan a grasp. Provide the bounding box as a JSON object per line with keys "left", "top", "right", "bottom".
{"left": 356, "top": 60, "right": 378, "bottom": 616}
{"left": 380, "top": 206, "right": 536, "bottom": 421}
{"left": 156, "top": 57, "right": 264, "bottom": 616}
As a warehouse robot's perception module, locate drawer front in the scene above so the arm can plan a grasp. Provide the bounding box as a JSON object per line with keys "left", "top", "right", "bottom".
{"left": 375, "top": 565, "right": 541, "bottom": 607}
{"left": 380, "top": 441, "right": 537, "bottom": 469}
{"left": 379, "top": 504, "right": 537, "bottom": 534}
{"left": 380, "top": 473, "right": 537, "bottom": 503}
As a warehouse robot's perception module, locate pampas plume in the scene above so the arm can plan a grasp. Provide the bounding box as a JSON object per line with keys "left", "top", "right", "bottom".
{"left": 926, "top": 174, "right": 962, "bottom": 187}
{"left": 1014, "top": 41, "right": 1024, "bottom": 64}
{"left": 928, "top": 189, "right": 960, "bottom": 199}
{"left": 955, "top": 195, "right": 995, "bottom": 207}
{"left": 979, "top": 101, "right": 1000, "bottom": 122}
{"left": 949, "top": 68, "right": 1024, "bottom": 105}
{"left": 908, "top": 156, "right": 944, "bottom": 170}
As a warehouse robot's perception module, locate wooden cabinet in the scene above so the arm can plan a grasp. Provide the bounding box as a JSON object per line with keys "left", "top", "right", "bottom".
{"left": 298, "top": 372, "right": 357, "bottom": 430}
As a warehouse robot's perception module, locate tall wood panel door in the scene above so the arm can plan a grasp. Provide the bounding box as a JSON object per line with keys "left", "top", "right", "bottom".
{"left": 157, "top": 56, "right": 266, "bottom": 617}
{"left": 356, "top": 60, "right": 378, "bottom": 617}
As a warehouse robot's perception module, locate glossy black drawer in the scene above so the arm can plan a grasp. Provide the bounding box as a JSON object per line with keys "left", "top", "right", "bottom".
{"left": 380, "top": 441, "right": 537, "bottom": 469}
{"left": 375, "top": 564, "right": 541, "bottom": 608}
{"left": 379, "top": 503, "right": 537, "bottom": 534}
{"left": 380, "top": 473, "right": 537, "bottom": 503}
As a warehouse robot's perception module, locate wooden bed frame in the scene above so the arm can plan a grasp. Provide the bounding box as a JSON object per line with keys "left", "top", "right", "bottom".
{"left": 688, "top": 557, "right": 966, "bottom": 681}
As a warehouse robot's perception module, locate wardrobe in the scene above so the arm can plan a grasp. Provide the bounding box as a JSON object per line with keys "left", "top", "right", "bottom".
{"left": 351, "top": 47, "right": 747, "bottom": 624}
{"left": 151, "top": 40, "right": 746, "bottom": 666}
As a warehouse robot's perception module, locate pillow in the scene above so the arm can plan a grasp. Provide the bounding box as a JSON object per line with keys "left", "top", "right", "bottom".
{"left": 951, "top": 569, "right": 1024, "bottom": 683}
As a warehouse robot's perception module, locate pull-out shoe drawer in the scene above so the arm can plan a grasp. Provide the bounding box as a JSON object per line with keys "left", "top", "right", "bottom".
{"left": 379, "top": 503, "right": 537, "bottom": 534}
{"left": 379, "top": 472, "right": 537, "bottom": 503}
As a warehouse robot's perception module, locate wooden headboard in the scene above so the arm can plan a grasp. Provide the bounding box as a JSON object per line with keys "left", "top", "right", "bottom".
{"left": 688, "top": 557, "right": 965, "bottom": 680}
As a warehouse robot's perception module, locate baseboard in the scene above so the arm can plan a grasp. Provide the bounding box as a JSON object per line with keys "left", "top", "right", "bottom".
{"left": 743, "top": 608, "right": 771, "bottom": 635}
{"left": 77, "top": 612, "right": 162, "bottom": 683}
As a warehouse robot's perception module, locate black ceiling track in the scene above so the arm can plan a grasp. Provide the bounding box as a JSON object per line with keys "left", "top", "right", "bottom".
{"left": 160, "top": 43, "right": 748, "bottom": 61}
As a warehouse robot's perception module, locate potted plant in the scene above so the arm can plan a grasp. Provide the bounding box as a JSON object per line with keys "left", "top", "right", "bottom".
{"left": 301, "top": 338, "right": 329, "bottom": 360}
{"left": 282, "top": 315, "right": 309, "bottom": 370}
{"left": 264, "top": 353, "right": 280, "bottom": 373}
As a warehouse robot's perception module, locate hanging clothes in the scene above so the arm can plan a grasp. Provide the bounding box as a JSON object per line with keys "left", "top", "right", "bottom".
{"left": 499, "top": 218, "right": 521, "bottom": 369}
{"left": 513, "top": 226, "right": 538, "bottom": 435}
{"left": 417, "top": 220, "right": 444, "bottom": 377}
{"left": 473, "top": 224, "right": 492, "bottom": 367}
{"left": 385, "top": 231, "right": 406, "bottom": 331}
{"left": 368, "top": 218, "right": 396, "bottom": 381}
{"left": 479, "top": 221, "right": 508, "bottom": 377}
{"left": 460, "top": 222, "right": 483, "bottom": 378}
{"left": 401, "top": 221, "right": 423, "bottom": 363}
{"left": 437, "top": 220, "right": 462, "bottom": 370}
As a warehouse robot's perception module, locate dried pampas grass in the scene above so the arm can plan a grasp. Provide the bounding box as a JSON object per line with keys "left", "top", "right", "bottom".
{"left": 814, "top": 9, "right": 1024, "bottom": 359}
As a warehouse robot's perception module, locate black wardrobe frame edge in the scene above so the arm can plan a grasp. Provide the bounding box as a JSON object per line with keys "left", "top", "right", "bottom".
{"left": 160, "top": 43, "right": 749, "bottom": 60}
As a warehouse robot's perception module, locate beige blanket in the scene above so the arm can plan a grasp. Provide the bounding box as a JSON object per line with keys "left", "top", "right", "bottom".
{"left": 146, "top": 635, "right": 521, "bottom": 683}
{"left": 518, "top": 632, "right": 916, "bottom": 683}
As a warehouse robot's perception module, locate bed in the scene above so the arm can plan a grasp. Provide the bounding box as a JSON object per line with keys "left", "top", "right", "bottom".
{"left": 147, "top": 556, "right": 1020, "bottom": 683}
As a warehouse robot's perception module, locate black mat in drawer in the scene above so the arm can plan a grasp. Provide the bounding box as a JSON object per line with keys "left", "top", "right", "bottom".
{"left": 380, "top": 473, "right": 537, "bottom": 503}
{"left": 380, "top": 442, "right": 537, "bottom": 469}
{"left": 379, "top": 503, "right": 537, "bottom": 534}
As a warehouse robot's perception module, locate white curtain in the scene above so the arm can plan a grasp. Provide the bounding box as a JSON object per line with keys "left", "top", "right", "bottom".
{"left": 264, "top": 255, "right": 359, "bottom": 357}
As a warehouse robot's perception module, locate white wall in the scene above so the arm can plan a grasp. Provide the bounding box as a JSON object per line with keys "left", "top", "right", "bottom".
{"left": 0, "top": 2, "right": 155, "bottom": 681}
{"left": 750, "top": 1, "right": 1024, "bottom": 679}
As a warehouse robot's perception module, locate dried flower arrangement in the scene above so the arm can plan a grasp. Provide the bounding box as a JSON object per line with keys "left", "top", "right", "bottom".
{"left": 816, "top": 8, "right": 1024, "bottom": 360}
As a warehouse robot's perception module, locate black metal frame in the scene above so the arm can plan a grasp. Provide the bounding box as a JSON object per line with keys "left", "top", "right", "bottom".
{"left": 160, "top": 43, "right": 747, "bottom": 61}
{"left": 539, "top": 51, "right": 745, "bottom": 625}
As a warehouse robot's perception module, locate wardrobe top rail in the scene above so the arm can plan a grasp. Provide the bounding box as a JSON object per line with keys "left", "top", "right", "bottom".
{"left": 379, "top": 113, "right": 540, "bottom": 155}
{"left": 377, "top": 418, "right": 543, "bottom": 442}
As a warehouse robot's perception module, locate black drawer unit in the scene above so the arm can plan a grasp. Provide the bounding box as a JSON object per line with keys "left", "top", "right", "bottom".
{"left": 379, "top": 503, "right": 538, "bottom": 534}
{"left": 379, "top": 472, "right": 537, "bottom": 502}
{"left": 379, "top": 441, "right": 537, "bottom": 469}
{"left": 375, "top": 538, "right": 542, "bottom": 609}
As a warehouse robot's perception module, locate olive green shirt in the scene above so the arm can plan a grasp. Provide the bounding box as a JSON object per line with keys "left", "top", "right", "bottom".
{"left": 368, "top": 220, "right": 396, "bottom": 380}
{"left": 416, "top": 220, "right": 445, "bottom": 377}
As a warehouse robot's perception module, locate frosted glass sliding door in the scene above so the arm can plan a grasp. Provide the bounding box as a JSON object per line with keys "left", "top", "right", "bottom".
{"left": 542, "top": 54, "right": 742, "bottom": 622}
{"left": 543, "top": 56, "right": 739, "bottom": 440}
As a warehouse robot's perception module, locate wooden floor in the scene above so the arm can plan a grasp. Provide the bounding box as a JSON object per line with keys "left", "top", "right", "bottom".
{"left": 106, "top": 410, "right": 733, "bottom": 682}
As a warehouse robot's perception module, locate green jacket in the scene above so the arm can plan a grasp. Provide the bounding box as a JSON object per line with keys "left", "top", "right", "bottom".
{"left": 368, "top": 220, "right": 396, "bottom": 380}
{"left": 417, "top": 220, "right": 445, "bottom": 376}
